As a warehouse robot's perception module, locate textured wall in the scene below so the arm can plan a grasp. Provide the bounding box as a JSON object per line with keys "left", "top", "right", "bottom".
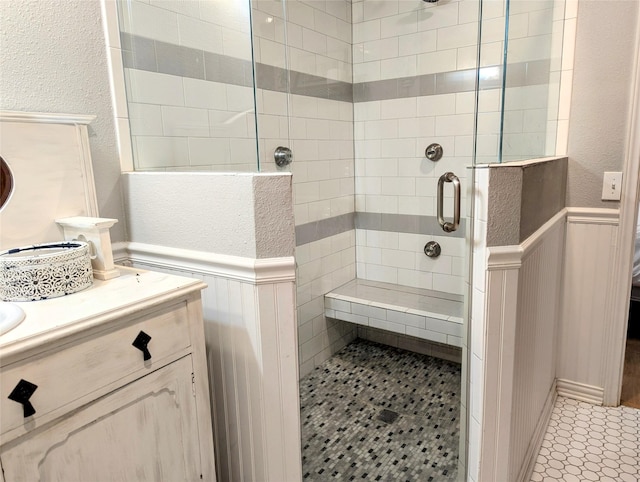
{"left": 520, "top": 158, "right": 568, "bottom": 241}
{"left": 0, "top": 0, "right": 126, "bottom": 242}
{"left": 566, "top": 0, "right": 639, "bottom": 208}
{"left": 487, "top": 167, "right": 523, "bottom": 246}
{"left": 253, "top": 174, "right": 296, "bottom": 259}
{"left": 487, "top": 157, "right": 568, "bottom": 246}
{"left": 123, "top": 172, "right": 294, "bottom": 259}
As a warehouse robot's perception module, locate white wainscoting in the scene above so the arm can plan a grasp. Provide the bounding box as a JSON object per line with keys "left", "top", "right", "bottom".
{"left": 557, "top": 208, "right": 620, "bottom": 404}
{"left": 509, "top": 215, "right": 564, "bottom": 482}
{"left": 480, "top": 211, "right": 565, "bottom": 482}
{"left": 121, "top": 243, "right": 302, "bottom": 482}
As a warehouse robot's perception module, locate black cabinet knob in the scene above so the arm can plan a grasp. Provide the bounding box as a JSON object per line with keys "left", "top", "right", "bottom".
{"left": 8, "top": 379, "right": 38, "bottom": 418}
{"left": 132, "top": 330, "right": 152, "bottom": 361}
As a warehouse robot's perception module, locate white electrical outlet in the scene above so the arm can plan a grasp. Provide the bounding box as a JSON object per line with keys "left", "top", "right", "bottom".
{"left": 602, "top": 172, "right": 623, "bottom": 201}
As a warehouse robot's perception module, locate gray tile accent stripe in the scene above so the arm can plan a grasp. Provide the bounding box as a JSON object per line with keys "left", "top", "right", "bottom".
{"left": 120, "top": 33, "right": 352, "bottom": 102}
{"left": 205, "top": 51, "right": 254, "bottom": 87}
{"left": 353, "top": 60, "right": 551, "bottom": 103}
{"left": 295, "top": 211, "right": 466, "bottom": 246}
{"left": 254, "top": 63, "right": 288, "bottom": 92}
{"left": 121, "top": 32, "right": 254, "bottom": 87}
{"left": 157, "top": 42, "right": 205, "bottom": 80}
{"left": 121, "top": 34, "right": 157, "bottom": 72}
{"left": 289, "top": 71, "right": 352, "bottom": 103}
{"left": 355, "top": 212, "right": 466, "bottom": 238}
{"left": 504, "top": 59, "right": 551, "bottom": 88}
{"left": 255, "top": 65, "right": 353, "bottom": 102}
{"left": 122, "top": 33, "right": 550, "bottom": 105}
{"left": 296, "top": 212, "right": 355, "bottom": 246}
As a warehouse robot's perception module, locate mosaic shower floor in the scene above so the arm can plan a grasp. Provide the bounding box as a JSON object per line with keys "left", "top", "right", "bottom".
{"left": 299, "top": 339, "right": 461, "bottom": 481}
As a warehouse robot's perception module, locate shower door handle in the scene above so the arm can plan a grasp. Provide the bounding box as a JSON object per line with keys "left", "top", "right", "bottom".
{"left": 437, "top": 172, "right": 460, "bottom": 233}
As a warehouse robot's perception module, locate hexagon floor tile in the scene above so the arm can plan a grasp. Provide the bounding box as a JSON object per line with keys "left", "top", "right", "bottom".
{"left": 530, "top": 396, "right": 640, "bottom": 481}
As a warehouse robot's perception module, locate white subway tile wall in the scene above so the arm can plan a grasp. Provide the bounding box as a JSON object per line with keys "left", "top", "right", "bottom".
{"left": 119, "top": 0, "right": 258, "bottom": 171}
{"left": 467, "top": 166, "right": 489, "bottom": 482}
{"left": 325, "top": 293, "right": 463, "bottom": 345}
{"left": 352, "top": 0, "right": 566, "bottom": 298}
{"left": 253, "top": 0, "right": 352, "bottom": 83}
{"left": 555, "top": 0, "right": 577, "bottom": 156}
{"left": 352, "top": 0, "right": 478, "bottom": 297}
{"left": 356, "top": 326, "right": 462, "bottom": 363}
{"left": 288, "top": 94, "right": 354, "bottom": 222}
{"left": 352, "top": 0, "right": 478, "bottom": 83}
{"left": 120, "top": 0, "right": 251, "bottom": 53}
{"left": 498, "top": 0, "right": 564, "bottom": 162}
{"left": 125, "top": 68, "right": 258, "bottom": 171}
{"left": 356, "top": 228, "right": 466, "bottom": 294}
{"left": 251, "top": 0, "right": 356, "bottom": 374}
{"left": 296, "top": 230, "right": 357, "bottom": 378}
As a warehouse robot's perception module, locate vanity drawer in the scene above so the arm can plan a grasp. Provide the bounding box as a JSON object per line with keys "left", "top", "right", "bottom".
{"left": 0, "top": 302, "right": 191, "bottom": 436}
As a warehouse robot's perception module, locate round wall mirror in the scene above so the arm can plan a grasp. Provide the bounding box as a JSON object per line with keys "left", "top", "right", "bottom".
{"left": 0, "top": 156, "right": 14, "bottom": 211}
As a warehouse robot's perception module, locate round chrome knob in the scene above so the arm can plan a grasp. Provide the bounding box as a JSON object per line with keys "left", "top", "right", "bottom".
{"left": 425, "top": 143, "right": 443, "bottom": 161}
{"left": 424, "top": 241, "right": 441, "bottom": 258}
{"left": 274, "top": 146, "right": 293, "bottom": 167}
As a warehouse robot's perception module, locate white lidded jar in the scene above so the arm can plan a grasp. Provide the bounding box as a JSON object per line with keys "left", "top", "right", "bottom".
{"left": 0, "top": 241, "right": 93, "bottom": 302}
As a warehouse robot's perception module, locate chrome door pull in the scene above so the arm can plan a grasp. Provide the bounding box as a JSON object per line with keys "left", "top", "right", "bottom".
{"left": 437, "top": 172, "right": 460, "bottom": 233}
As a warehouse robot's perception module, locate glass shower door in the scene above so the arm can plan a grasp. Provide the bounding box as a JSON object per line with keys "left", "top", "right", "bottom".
{"left": 117, "top": 0, "right": 261, "bottom": 172}
{"left": 289, "top": 0, "right": 483, "bottom": 479}
{"left": 250, "top": 1, "right": 294, "bottom": 174}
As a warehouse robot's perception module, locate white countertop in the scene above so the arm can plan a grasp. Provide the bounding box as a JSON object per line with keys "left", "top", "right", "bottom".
{"left": 0, "top": 267, "right": 207, "bottom": 362}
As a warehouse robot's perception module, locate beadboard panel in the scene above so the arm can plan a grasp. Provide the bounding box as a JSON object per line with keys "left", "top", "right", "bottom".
{"left": 481, "top": 211, "right": 565, "bottom": 482}
{"left": 203, "top": 278, "right": 301, "bottom": 482}
{"left": 515, "top": 384, "right": 558, "bottom": 482}
{"left": 127, "top": 245, "right": 301, "bottom": 482}
{"left": 480, "top": 263, "right": 519, "bottom": 482}
{"left": 509, "top": 216, "right": 565, "bottom": 481}
{"left": 557, "top": 209, "right": 619, "bottom": 399}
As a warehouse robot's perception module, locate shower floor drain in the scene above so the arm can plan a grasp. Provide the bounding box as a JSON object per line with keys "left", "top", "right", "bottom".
{"left": 377, "top": 408, "right": 399, "bottom": 424}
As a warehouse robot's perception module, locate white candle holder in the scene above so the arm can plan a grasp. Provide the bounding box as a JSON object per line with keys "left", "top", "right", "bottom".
{"left": 56, "top": 217, "right": 120, "bottom": 280}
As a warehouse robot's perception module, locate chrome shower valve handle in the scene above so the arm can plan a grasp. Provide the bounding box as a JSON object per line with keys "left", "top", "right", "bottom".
{"left": 274, "top": 146, "right": 293, "bottom": 167}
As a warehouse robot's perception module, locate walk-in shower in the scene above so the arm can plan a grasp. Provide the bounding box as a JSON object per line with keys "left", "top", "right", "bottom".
{"left": 116, "top": 0, "right": 568, "bottom": 479}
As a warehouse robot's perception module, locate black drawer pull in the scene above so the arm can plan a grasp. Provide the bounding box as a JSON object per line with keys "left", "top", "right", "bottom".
{"left": 132, "top": 330, "right": 152, "bottom": 361}
{"left": 8, "top": 379, "right": 38, "bottom": 418}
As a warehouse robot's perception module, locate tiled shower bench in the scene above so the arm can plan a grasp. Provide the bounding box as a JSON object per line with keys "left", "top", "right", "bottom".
{"left": 325, "top": 279, "right": 464, "bottom": 347}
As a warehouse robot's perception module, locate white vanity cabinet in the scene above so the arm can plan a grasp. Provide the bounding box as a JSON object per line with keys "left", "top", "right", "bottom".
{"left": 0, "top": 268, "right": 216, "bottom": 481}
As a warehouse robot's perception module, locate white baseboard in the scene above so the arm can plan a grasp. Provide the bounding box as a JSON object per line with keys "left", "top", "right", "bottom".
{"left": 556, "top": 378, "right": 604, "bottom": 405}
{"left": 517, "top": 381, "right": 558, "bottom": 482}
